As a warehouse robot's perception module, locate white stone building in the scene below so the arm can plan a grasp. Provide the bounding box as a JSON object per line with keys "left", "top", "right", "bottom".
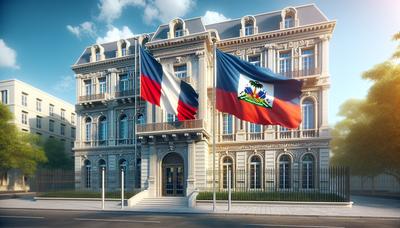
{"left": 72, "top": 4, "right": 335, "bottom": 197}
{"left": 0, "top": 79, "right": 76, "bottom": 191}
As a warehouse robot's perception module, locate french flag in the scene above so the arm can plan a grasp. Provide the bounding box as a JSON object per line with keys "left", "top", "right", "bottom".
{"left": 140, "top": 47, "right": 199, "bottom": 120}
{"left": 216, "top": 49, "right": 302, "bottom": 129}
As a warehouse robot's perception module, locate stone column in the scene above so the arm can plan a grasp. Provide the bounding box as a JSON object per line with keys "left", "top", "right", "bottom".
{"left": 196, "top": 51, "right": 206, "bottom": 120}
{"left": 147, "top": 143, "right": 157, "bottom": 197}
{"left": 186, "top": 141, "right": 196, "bottom": 195}
{"left": 320, "top": 35, "right": 331, "bottom": 76}
{"left": 264, "top": 150, "right": 276, "bottom": 190}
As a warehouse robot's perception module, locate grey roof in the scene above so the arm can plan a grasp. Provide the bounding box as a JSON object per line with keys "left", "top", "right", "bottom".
{"left": 206, "top": 4, "right": 328, "bottom": 40}
{"left": 74, "top": 4, "right": 329, "bottom": 66}
{"left": 151, "top": 17, "right": 205, "bottom": 41}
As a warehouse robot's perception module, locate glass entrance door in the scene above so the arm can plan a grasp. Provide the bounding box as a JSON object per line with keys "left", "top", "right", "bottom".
{"left": 163, "top": 165, "right": 184, "bottom": 196}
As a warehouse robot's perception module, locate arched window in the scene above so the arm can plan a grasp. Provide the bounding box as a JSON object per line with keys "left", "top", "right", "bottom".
{"left": 119, "top": 114, "right": 128, "bottom": 144}
{"left": 250, "top": 156, "right": 261, "bottom": 189}
{"left": 121, "top": 42, "right": 127, "bottom": 56}
{"left": 98, "top": 159, "right": 106, "bottom": 189}
{"left": 302, "top": 98, "right": 315, "bottom": 136}
{"left": 85, "top": 117, "right": 92, "bottom": 142}
{"left": 302, "top": 154, "right": 315, "bottom": 189}
{"left": 284, "top": 15, "right": 294, "bottom": 28}
{"left": 84, "top": 160, "right": 91, "bottom": 188}
{"left": 174, "top": 22, "right": 183, "bottom": 37}
{"left": 279, "top": 155, "right": 291, "bottom": 189}
{"left": 119, "top": 159, "right": 127, "bottom": 189}
{"left": 98, "top": 116, "right": 107, "bottom": 144}
{"left": 95, "top": 46, "right": 101, "bottom": 61}
{"left": 222, "top": 157, "right": 234, "bottom": 189}
{"left": 245, "top": 19, "right": 254, "bottom": 36}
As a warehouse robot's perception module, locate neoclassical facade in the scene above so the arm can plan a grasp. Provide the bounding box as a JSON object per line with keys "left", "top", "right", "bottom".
{"left": 72, "top": 4, "right": 335, "bottom": 197}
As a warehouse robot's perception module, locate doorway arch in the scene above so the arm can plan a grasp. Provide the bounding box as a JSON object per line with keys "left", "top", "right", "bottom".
{"left": 162, "top": 152, "right": 184, "bottom": 196}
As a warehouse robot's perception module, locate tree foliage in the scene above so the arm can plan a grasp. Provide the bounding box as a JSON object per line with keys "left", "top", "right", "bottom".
{"left": 0, "top": 103, "right": 47, "bottom": 175}
{"left": 41, "top": 137, "right": 73, "bottom": 170}
{"left": 331, "top": 33, "right": 400, "bottom": 182}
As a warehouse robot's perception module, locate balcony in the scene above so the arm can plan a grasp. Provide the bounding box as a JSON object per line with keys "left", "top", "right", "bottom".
{"left": 279, "top": 67, "right": 321, "bottom": 79}
{"left": 218, "top": 129, "right": 319, "bottom": 142}
{"left": 78, "top": 93, "right": 107, "bottom": 103}
{"left": 137, "top": 119, "right": 206, "bottom": 135}
{"left": 115, "top": 89, "right": 139, "bottom": 98}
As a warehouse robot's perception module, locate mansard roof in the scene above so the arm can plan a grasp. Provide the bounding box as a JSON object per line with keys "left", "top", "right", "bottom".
{"left": 73, "top": 4, "right": 330, "bottom": 66}
{"left": 205, "top": 4, "right": 328, "bottom": 40}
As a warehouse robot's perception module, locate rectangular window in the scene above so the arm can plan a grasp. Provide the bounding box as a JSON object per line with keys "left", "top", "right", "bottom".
{"left": 245, "top": 25, "right": 254, "bottom": 36}
{"left": 36, "top": 116, "right": 42, "bottom": 129}
{"left": 175, "top": 29, "right": 183, "bottom": 37}
{"left": 21, "top": 111, "right": 28, "bottom": 125}
{"left": 249, "top": 123, "right": 261, "bottom": 133}
{"left": 248, "top": 55, "right": 261, "bottom": 67}
{"left": 279, "top": 52, "right": 292, "bottom": 77}
{"left": 121, "top": 47, "right": 127, "bottom": 56}
{"left": 95, "top": 52, "right": 100, "bottom": 61}
{"left": 71, "top": 113, "right": 75, "bottom": 125}
{"left": 49, "top": 104, "right": 54, "bottom": 116}
{"left": 167, "top": 114, "right": 178, "bottom": 123}
{"left": 99, "top": 77, "right": 107, "bottom": 94}
{"left": 222, "top": 114, "right": 233, "bottom": 134}
{"left": 49, "top": 120, "right": 54, "bottom": 132}
{"left": 84, "top": 80, "right": 92, "bottom": 96}
{"left": 61, "top": 109, "right": 65, "bottom": 121}
{"left": 1, "top": 90, "right": 8, "bottom": 104}
{"left": 301, "top": 49, "right": 315, "bottom": 76}
{"left": 119, "top": 74, "right": 129, "bottom": 92}
{"left": 61, "top": 124, "right": 65, "bottom": 136}
{"left": 174, "top": 64, "right": 187, "bottom": 78}
{"left": 21, "top": 93, "right": 27, "bottom": 107}
{"left": 285, "top": 17, "right": 294, "bottom": 28}
{"left": 71, "top": 127, "right": 76, "bottom": 139}
{"left": 36, "top": 99, "right": 42, "bottom": 112}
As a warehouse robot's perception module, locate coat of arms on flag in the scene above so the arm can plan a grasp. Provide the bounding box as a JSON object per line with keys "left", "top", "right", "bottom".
{"left": 238, "top": 74, "right": 274, "bottom": 109}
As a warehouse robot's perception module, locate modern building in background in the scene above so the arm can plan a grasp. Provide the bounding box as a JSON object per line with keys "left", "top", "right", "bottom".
{"left": 0, "top": 79, "right": 76, "bottom": 191}
{"left": 72, "top": 4, "right": 335, "bottom": 198}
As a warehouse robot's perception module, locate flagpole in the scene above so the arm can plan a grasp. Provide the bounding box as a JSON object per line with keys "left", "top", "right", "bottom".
{"left": 212, "top": 39, "right": 217, "bottom": 212}
{"left": 134, "top": 37, "right": 138, "bottom": 190}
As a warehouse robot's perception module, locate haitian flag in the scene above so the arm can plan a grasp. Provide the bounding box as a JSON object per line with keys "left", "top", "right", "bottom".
{"left": 140, "top": 46, "right": 199, "bottom": 120}
{"left": 216, "top": 49, "right": 302, "bottom": 129}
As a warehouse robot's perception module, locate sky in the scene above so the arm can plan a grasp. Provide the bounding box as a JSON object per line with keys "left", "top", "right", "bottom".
{"left": 0, "top": 0, "right": 399, "bottom": 125}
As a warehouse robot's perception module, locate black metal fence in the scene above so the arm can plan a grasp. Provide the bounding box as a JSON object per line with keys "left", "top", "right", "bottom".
{"left": 200, "top": 166, "right": 350, "bottom": 202}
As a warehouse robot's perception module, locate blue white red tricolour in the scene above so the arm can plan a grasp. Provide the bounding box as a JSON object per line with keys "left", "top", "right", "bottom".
{"left": 216, "top": 49, "right": 302, "bottom": 129}
{"left": 140, "top": 46, "right": 199, "bottom": 120}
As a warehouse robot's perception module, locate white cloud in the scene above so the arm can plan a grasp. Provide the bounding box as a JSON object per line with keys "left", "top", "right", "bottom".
{"left": 202, "top": 10, "right": 230, "bottom": 25}
{"left": 66, "top": 21, "right": 97, "bottom": 39}
{"left": 0, "top": 39, "right": 19, "bottom": 69}
{"left": 149, "top": 0, "right": 195, "bottom": 23}
{"left": 98, "top": 0, "right": 145, "bottom": 23}
{"left": 96, "top": 25, "right": 134, "bottom": 43}
{"left": 54, "top": 75, "right": 75, "bottom": 91}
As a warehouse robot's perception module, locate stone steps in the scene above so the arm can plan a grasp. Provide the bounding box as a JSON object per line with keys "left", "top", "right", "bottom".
{"left": 133, "top": 197, "right": 188, "bottom": 208}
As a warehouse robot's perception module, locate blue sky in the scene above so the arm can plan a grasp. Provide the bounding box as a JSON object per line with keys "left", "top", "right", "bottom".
{"left": 0, "top": 0, "right": 399, "bottom": 125}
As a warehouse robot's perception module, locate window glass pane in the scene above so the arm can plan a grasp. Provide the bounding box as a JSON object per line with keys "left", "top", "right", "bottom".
{"left": 174, "top": 65, "right": 187, "bottom": 78}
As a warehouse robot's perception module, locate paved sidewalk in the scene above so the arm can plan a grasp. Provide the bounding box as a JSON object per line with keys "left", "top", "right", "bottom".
{"left": 0, "top": 195, "right": 399, "bottom": 218}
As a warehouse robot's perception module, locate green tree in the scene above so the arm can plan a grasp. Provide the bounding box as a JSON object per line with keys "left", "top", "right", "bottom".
{"left": 0, "top": 103, "right": 47, "bottom": 175}
{"left": 331, "top": 32, "right": 400, "bottom": 182}
{"left": 41, "top": 137, "right": 73, "bottom": 170}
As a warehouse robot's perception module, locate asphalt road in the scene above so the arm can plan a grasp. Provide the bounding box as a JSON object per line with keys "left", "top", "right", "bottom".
{"left": 0, "top": 208, "right": 399, "bottom": 228}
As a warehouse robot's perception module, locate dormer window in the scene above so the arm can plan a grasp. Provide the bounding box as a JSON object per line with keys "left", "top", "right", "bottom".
{"left": 284, "top": 15, "right": 294, "bottom": 28}
{"left": 174, "top": 23, "right": 183, "bottom": 37}
{"left": 121, "top": 42, "right": 127, "bottom": 56}
{"left": 280, "top": 7, "right": 298, "bottom": 29}
{"left": 241, "top": 15, "right": 257, "bottom": 37}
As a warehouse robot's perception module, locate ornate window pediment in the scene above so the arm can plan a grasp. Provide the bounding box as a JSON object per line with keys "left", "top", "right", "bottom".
{"left": 280, "top": 7, "right": 299, "bottom": 29}
{"left": 240, "top": 15, "right": 258, "bottom": 37}
{"left": 168, "top": 18, "right": 188, "bottom": 39}
{"left": 91, "top": 44, "right": 105, "bottom": 62}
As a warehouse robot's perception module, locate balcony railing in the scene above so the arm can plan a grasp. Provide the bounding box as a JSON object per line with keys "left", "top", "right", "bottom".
{"left": 276, "top": 129, "right": 318, "bottom": 139}
{"left": 78, "top": 93, "right": 106, "bottom": 102}
{"left": 137, "top": 119, "right": 205, "bottom": 134}
{"left": 75, "top": 138, "right": 136, "bottom": 148}
{"left": 115, "top": 89, "right": 138, "bottom": 98}
{"left": 218, "top": 129, "right": 319, "bottom": 142}
{"left": 279, "top": 68, "right": 321, "bottom": 79}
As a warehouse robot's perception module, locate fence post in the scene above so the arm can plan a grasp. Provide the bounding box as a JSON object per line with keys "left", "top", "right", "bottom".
{"left": 228, "top": 168, "right": 231, "bottom": 211}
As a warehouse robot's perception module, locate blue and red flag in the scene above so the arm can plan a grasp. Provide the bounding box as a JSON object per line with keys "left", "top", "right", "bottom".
{"left": 216, "top": 49, "right": 302, "bottom": 129}
{"left": 140, "top": 46, "right": 199, "bottom": 120}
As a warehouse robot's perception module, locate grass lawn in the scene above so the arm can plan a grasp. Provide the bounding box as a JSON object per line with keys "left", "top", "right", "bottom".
{"left": 197, "top": 191, "right": 347, "bottom": 202}
{"left": 37, "top": 191, "right": 137, "bottom": 199}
